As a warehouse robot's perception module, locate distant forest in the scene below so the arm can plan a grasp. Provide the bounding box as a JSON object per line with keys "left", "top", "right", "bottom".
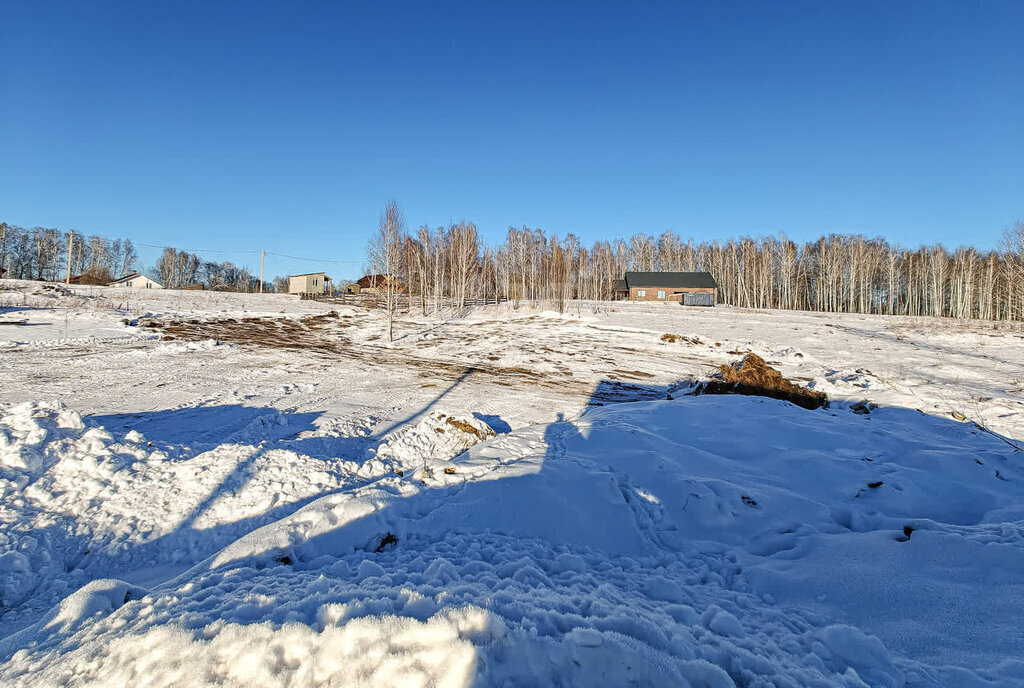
{"left": 0, "top": 223, "right": 269, "bottom": 292}
{"left": 379, "top": 214, "right": 1024, "bottom": 322}
{"left": 3, "top": 218, "right": 1023, "bottom": 320}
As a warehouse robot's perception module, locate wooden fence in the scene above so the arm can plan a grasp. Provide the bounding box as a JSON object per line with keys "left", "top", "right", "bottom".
{"left": 300, "top": 293, "right": 508, "bottom": 309}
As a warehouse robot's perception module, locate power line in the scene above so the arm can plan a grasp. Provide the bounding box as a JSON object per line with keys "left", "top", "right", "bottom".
{"left": 132, "top": 243, "right": 362, "bottom": 265}
{"left": 265, "top": 251, "right": 363, "bottom": 264}
{"left": 133, "top": 242, "right": 260, "bottom": 255}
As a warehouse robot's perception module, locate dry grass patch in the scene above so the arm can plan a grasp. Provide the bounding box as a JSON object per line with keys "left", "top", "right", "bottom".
{"left": 141, "top": 314, "right": 591, "bottom": 394}
{"left": 698, "top": 353, "right": 827, "bottom": 410}
{"left": 444, "top": 416, "right": 495, "bottom": 440}
{"left": 612, "top": 369, "right": 655, "bottom": 379}
{"left": 661, "top": 333, "right": 703, "bottom": 345}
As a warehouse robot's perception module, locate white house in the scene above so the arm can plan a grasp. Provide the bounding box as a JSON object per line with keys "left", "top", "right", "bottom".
{"left": 109, "top": 272, "right": 163, "bottom": 289}
{"left": 288, "top": 272, "right": 331, "bottom": 295}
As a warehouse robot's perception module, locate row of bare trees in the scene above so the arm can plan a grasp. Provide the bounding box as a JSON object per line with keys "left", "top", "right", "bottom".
{"left": 0, "top": 223, "right": 276, "bottom": 293}
{"left": 155, "top": 247, "right": 271, "bottom": 292}
{"left": 369, "top": 205, "right": 1024, "bottom": 323}
{"left": 7, "top": 214, "right": 1020, "bottom": 321}
{"left": 0, "top": 222, "right": 137, "bottom": 283}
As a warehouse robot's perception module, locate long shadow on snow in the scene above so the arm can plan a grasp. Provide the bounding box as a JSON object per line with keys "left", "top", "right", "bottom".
{"left": 171, "top": 381, "right": 1022, "bottom": 685}
{"left": 90, "top": 405, "right": 322, "bottom": 456}
{"left": 263, "top": 379, "right": 1024, "bottom": 575}
{"left": 0, "top": 306, "right": 52, "bottom": 314}
{"left": 0, "top": 371, "right": 485, "bottom": 657}
{"left": 8, "top": 377, "right": 1021, "bottom": 678}
{"left": 102, "top": 382, "right": 705, "bottom": 640}
{"left": 63, "top": 369, "right": 479, "bottom": 587}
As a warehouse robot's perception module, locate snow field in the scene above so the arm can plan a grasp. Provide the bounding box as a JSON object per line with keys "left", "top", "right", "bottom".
{"left": 2, "top": 281, "right": 1024, "bottom": 686}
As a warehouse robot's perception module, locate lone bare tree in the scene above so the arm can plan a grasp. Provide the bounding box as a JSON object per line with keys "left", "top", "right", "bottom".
{"left": 1000, "top": 221, "right": 1024, "bottom": 320}
{"left": 367, "top": 200, "right": 407, "bottom": 342}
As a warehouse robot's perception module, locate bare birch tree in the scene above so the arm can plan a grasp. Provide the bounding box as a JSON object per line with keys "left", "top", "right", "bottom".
{"left": 367, "top": 200, "right": 407, "bottom": 342}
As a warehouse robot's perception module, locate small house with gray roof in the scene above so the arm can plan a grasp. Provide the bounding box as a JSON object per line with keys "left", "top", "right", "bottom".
{"left": 109, "top": 271, "right": 163, "bottom": 289}
{"left": 623, "top": 272, "right": 717, "bottom": 306}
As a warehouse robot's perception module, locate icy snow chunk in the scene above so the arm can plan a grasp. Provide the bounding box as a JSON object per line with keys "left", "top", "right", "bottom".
{"left": 0, "top": 401, "right": 93, "bottom": 473}
{"left": 703, "top": 605, "right": 744, "bottom": 637}
{"left": 817, "top": 625, "right": 893, "bottom": 674}
{"left": 665, "top": 604, "right": 700, "bottom": 625}
{"left": 123, "top": 430, "right": 145, "bottom": 444}
{"left": 551, "top": 552, "right": 586, "bottom": 574}
{"left": 374, "top": 410, "right": 496, "bottom": 471}
{"left": 357, "top": 559, "right": 386, "bottom": 580}
{"left": 423, "top": 557, "right": 460, "bottom": 584}
{"left": 643, "top": 575, "right": 688, "bottom": 603}
{"left": 43, "top": 579, "right": 147, "bottom": 634}
{"left": 55, "top": 409, "right": 84, "bottom": 430}
{"left": 568, "top": 627, "right": 603, "bottom": 647}
{"left": 0, "top": 444, "right": 43, "bottom": 472}
{"left": 0, "top": 550, "right": 33, "bottom": 608}
{"left": 679, "top": 659, "right": 736, "bottom": 688}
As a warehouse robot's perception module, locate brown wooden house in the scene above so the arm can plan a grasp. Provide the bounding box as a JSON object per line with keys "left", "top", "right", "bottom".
{"left": 623, "top": 272, "right": 717, "bottom": 305}
{"left": 355, "top": 274, "right": 403, "bottom": 294}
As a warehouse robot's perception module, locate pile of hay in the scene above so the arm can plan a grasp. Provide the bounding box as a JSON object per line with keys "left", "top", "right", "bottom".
{"left": 698, "top": 353, "right": 827, "bottom": 410}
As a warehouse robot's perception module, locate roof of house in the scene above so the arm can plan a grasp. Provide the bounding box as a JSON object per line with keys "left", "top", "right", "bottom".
{"left": 289, "top": 272, "right": 331, "bottom": 278}
{"left": 356, "top": 274, "right": 401, "bottom": 288}
{"left": 624, "top": 271, "right": 718, "bottom": 289}
{"left": 612, "top": 279, "right": 627, "bottom": 291}
{"left": 110, "top": 271, "right": 163, "bottom": 286}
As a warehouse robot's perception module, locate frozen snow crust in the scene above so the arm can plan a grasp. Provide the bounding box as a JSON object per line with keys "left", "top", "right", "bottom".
{"left": 2, "top": 395, "right": 1022, "bottom": 687}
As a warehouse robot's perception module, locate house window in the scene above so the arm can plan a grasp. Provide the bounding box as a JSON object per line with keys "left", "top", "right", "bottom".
{"left": 657, "top": 290, "right": 666, "bottom": 299}
{"left": 313, "top": 279, "right": 318, "bottom": 286}
{"left": 637, "top": 289, "right": 646, "bottom": 297}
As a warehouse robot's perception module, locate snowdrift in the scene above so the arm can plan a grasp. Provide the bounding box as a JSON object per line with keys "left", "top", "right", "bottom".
{"left": 1, "top": 395, "right": 1023, "bottom": 686}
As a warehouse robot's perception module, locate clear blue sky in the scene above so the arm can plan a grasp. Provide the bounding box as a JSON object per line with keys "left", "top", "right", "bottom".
{"left": 2, "top": 1, "right": 1021, "bottom": 276}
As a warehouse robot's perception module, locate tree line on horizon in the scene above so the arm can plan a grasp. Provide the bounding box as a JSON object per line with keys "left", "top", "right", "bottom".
{"left": 371, "top": 206, "right": 1024, "bottom": 322}
{"left": 0, "top": 223, "right": 270, "bottom": 293}
{"left": 4, "top": 216, "right": 1022, "bottom": 321}
{"left": 153, "top": 247, "right": 271, "bottom": 292}
{"left": 0, "top": 222, "right": 138, "bottom": 285}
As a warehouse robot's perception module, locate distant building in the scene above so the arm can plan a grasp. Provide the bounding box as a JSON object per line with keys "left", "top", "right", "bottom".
{"left": 109, "top": 272, "right": 164, "bottom": 289}
{"left": 288, "top": 272, "right": 331, "bottom": 295}
{"left": 355, "top": 274, "right": 403, "bottom": 294}
{"left": 623, "top": 272, "right": 717, "bottom": 306}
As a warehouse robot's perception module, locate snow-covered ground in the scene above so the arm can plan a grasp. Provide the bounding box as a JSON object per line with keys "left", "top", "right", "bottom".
{"left": 1, "top": 279, "right": 1022, "bottom": 686}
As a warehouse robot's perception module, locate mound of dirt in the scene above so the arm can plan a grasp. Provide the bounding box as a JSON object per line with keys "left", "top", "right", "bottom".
{"left": 444, "top": 415, "right": 493, "bottom": 440}
{"left": 698, "top": 353, "right": 827, "bottom": 410}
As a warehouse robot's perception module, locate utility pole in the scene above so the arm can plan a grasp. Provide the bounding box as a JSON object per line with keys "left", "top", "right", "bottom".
{"left": 259, "top": 250, "right": 265, "bottom": 294}
{"left": 65, "top": 231, "right": 73, "bottom": 286}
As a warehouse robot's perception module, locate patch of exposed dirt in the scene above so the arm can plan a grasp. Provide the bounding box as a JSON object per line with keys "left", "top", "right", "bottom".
{"left": 139, "top": 314, "right": 591, "bottom": 395}
{"left": 444, "top": 416, "right": 495, "bottom": 440}
{"left": 612, "top": 369, "right": 655, "bottom": 379}
{"left": 661, "top": 333, "right": 703, "bottom": 345}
